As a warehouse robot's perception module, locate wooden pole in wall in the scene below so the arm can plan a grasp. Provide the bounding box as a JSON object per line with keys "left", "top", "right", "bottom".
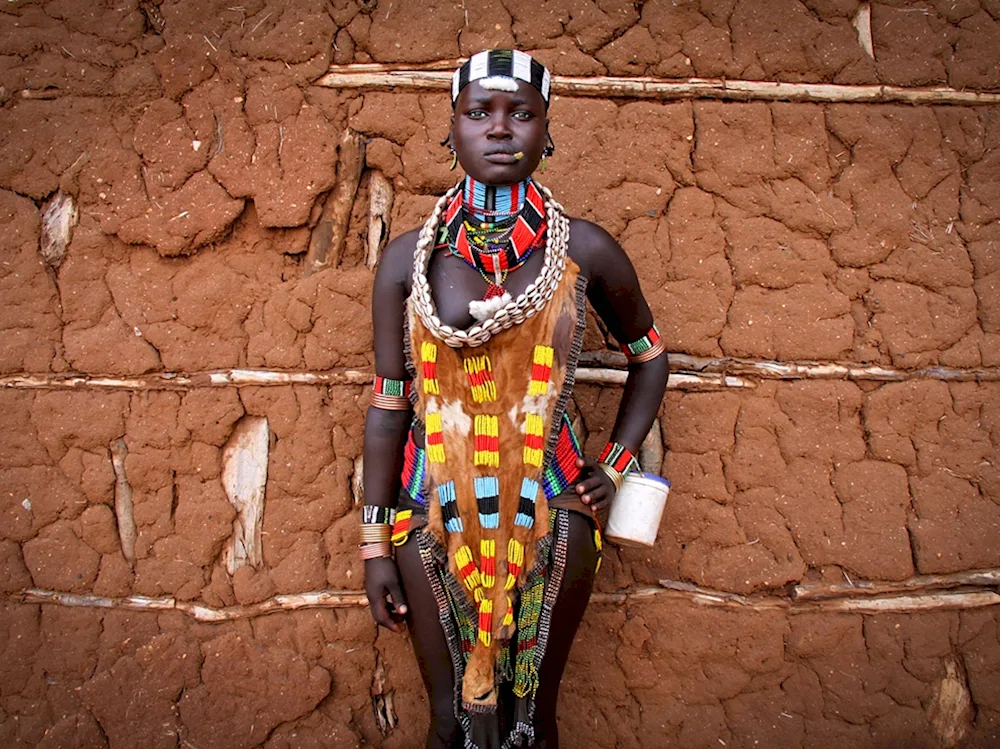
{"left": 316, "top": 65, "right": 1000, "bottom": 106}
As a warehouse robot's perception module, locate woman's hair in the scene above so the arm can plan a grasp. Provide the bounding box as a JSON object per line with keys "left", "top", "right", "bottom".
{"left": 452, "top": 50, "right": 551, "bottom": 109}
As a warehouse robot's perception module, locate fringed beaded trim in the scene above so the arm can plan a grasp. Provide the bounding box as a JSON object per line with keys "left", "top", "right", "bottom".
{"left": 401, "top": 428, "right": 427, "bottom": 505}
{"left": 438, "top": 480, "right": 463, "bottom": 533}
{"left": 473, "top": 414, "right": 500, "bottom": 467}
{"left": 455, "top": 544, "right": 481, "bottom": 592}
{"left": 621, "top": 324, "right": 665, "bottom": 364}
{"left": 505, "top": 537, "right": 524, "bottom": 590}
{"left": 421, "top": 341, "right": 440, "bottom": 394}
{"left": 598, "top": 441, "right": 638, "bottom": 475}
{"left": 515, "top": 478, "right": 538, "bottom": 529}
{"left": 541, "top": 416, "right": 582, "bottom": 499}
{"left": 362, "top": 505, "right": 396, "bottom": 526}
{"left": 425, "top": 412, "right": 446, "bottom": 463}
{"left": 371, "top": 375, "right": 412, "bottom": 410}
{"left": 529, "top": 345, "right": 553, "bottom": 395}
{"left": 480, "top": 538, "right": 496, "bottom": 590}
{"left": 478, "top": 598, "right": 493, "bottom": 646}
{"left": 594, "top": 528, "right": 603, "bottom": 573}
{"left": 522, "top": 413, "right": 545, "bottom": 468}
{"left": 464, "top": 354, "right": 498, "bottom": 404}
{"left": 474, "top": 476, "right": 500, "bottom": 529}
{"left": 391, "top": 510, "right": 413, "bottom": 546}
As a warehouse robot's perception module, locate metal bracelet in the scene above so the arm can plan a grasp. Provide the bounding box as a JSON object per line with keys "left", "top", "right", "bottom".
{"left": 359, "top": 541, "right": 392, "bottom": 560}
{"left": 597, "top": 462, "right": 625, "bottom": 493}
{"left": 359, "top": 524, "right": 391, "bottom": 543}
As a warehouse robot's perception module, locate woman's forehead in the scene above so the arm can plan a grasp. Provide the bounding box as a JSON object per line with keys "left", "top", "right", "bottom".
{"left": 455, "top": 79, "right": 547, "bottom": 109}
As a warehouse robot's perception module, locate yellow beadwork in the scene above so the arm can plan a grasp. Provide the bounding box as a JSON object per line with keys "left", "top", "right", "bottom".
{"left": 464, "top": 354, "right": 497, "bottom": 403}
{"left": 478, "top": 598, "right": 493, "bottom": 646}
{"left": 523, "top": 412, "right": 544, "bottom": 468}
{"left": 502, "top": 595, "right": 514, "bottom": 627}
{"left": 480, "top": 538, "right": 496, "bottom": 589}
{"left": 594, "top": 528, "right": 603, "bottom": 573}
{"left": 505, "top": 537, "right": 524, "bottom": 591}
{"left": 474, "top": 414, "right": 500, "bottom": 468}
{"left": 421, "top": 341, "right": 440, "bottom": 394}
{"left": 455, "top": 544, "right": 481, "bottom": 592}
{"left": 529, "top": 345, "right": 553, "bottom": 396}
{"left": 425, "top": 412, "right": 446, "bottom": 463}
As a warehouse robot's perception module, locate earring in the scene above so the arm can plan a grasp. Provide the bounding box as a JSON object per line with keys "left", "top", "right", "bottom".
{"left": 449, "top": 150, "right": 458, "bottom": 171}
{"left": 540, "top": 155, "right": 546, "bottom": 174}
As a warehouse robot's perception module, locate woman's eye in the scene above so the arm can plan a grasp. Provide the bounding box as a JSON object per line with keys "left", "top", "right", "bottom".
{"left": 467, "top": 110, "right": 487, "bottom": 119}
{"left": 513, "top": 111, "right": 533, "bottom": 120}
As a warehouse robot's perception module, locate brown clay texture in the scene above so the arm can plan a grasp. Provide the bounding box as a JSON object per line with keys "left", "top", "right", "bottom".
{"left": 1, "top": 0, "right": 999, "bottom": 747}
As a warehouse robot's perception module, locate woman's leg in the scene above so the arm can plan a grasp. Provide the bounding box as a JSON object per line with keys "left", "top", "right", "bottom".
{"left": 396, "top": 532, "right": 464, "bottom": 749}
{"left": 531, "top": 511, "right": 600, "bottom": 748}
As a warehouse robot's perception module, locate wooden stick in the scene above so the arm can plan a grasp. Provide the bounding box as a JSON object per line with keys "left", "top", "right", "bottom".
{"left": 316, "top": 67, "right": 1000, "bottom": 106}
{"left": 792, "top": 568, "right": 1000, "bottom": 601}
{"left": 0, "top": 369, "right": 373, "bottom": 390}
{"left": 304, "top": 130, "right": 365, "bottom": 277}
{"left": 578, "top": 351, "right": 1000, "bottom": 383}
{"left": 19, "top": 588, "right": 369, "bottom": 622}
{"left": 17, "top": 580, "right": 1000, "bottom": 621}
{"left": 0, "top": 367, "right": 741, "bottom": 391}
{"left": 574, "top": 367, "right": 754, "bottom": 390}
{"left": 3, "top": 356, "right": 997, "bottom": 393}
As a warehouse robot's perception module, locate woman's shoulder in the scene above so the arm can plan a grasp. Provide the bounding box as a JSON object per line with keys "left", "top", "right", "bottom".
{"left": 565, "top": 216, "right": 626, "bottom": 279}
{"left": 376, "top": 227, "right": 423, "bottom": 288}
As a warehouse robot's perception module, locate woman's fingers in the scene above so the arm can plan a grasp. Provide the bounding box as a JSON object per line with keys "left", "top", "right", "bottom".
{"left": 574, "top": 455, "right": 616, "bottom": 506}
{"left": 369, "top": 594, "right": 401, "bottom": 632}
{"left": 387, "top": 579, "right": 409, "bottom": 617}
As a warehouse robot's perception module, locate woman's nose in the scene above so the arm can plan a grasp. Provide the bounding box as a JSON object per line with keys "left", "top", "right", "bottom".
{"left": 486, "top": 115, "right": 512, "bottom": 139}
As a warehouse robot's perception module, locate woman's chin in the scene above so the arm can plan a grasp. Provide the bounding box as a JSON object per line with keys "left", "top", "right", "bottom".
{"left": 460, "top": 160, "right": 539, "bottom": 185}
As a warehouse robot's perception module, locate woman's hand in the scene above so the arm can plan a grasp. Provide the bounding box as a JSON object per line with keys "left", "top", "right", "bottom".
{"left": 365, "top": 557, "right": 409, "bottom": 632}
{"left": 573, "top": 456, "right": 617, "bottom": 513}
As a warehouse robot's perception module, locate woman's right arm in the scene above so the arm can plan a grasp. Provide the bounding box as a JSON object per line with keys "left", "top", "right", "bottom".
{"left": 362, "top": 231, "right": 419, "bottom": 632}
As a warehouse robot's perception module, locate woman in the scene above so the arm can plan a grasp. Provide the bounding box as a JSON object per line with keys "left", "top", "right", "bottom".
{"left": 361, "top": 50, "right": 669, "bottom": 749}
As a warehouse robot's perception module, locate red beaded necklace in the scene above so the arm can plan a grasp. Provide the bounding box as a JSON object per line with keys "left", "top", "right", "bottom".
{"left": 440, "top": 179, "right": 548, "bottom": 299}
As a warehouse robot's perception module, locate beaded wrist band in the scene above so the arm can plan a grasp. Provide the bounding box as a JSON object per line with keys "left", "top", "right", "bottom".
{"left": 370, "top": 376, "right": 412, "bottom": 411}
{"left": 598, "top": 441, "right": 638, "bottom": 480}
{"left": 621, "top": 325, "right": 665, "bottom": 364}
{"left": 360, "top": 542, "right": 391, "bottom": 560}
{"left": 362, "top": 505, "right": 397, "bottom": 526}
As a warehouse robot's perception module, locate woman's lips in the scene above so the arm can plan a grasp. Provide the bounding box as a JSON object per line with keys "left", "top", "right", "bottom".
{"left": 483, "top": 151, "right": 520, "bottom": 164}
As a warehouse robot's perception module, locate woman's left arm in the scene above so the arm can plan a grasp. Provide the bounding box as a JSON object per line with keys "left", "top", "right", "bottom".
{"left": 570, "top": 219, "right": 670, "bottom": 511}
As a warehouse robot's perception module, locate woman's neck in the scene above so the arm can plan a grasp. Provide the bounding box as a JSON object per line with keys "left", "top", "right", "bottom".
{"left": 462, "top": 176, "right": 530, "bottom": 222}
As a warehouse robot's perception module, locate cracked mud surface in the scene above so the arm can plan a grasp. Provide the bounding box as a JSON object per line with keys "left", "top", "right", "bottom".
{"left": 1, "top": 0, "right": 999, "bottom": 747}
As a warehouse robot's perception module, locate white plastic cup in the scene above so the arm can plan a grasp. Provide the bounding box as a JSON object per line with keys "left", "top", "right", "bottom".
{"left": 604, "top": 473, "right": 671, "bottom": 547}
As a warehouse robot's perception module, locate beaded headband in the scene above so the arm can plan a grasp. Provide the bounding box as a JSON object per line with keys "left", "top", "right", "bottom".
{"left": 452, "top": 50, "right": 551, "bottom": 109}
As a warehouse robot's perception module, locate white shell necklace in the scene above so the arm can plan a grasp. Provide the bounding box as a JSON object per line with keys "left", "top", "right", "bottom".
{"left": 410, "top": 181, "right": 570, "bottom": 348}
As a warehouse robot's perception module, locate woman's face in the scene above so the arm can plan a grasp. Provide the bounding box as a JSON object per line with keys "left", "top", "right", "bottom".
{"left": 451, "top": 79, "right": 548, "bottom": 186}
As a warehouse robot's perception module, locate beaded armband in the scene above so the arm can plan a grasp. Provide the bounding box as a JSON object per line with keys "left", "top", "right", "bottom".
{"left": 621, "top": 324, "right": 665, "bottom": 364}
{"left": 597, "top": 441, "right": 638, "bottom": 492}
{"left": 370, "top": 376, "right": 412, "bottom": 411}
{"left": 362, "top": 505, "right": 397, "bottom": 525}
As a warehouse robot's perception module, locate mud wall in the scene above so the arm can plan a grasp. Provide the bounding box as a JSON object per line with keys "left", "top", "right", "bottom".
{"left": 1, "top": 1, "right": 999, "bottom": 747}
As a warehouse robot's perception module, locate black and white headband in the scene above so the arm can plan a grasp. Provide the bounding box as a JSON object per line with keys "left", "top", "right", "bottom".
{"left": 451, "top": 50, "right": 551, "bottom": 108}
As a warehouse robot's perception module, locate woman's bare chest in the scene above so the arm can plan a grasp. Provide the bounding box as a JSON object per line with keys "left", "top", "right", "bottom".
{"left": 422, "top": 248, "right": 551, "bottom": 331}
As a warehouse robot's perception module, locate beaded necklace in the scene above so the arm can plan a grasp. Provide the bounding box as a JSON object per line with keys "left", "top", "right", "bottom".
{"left": 442, "top": 177, "right": 548, "bottom": 301}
